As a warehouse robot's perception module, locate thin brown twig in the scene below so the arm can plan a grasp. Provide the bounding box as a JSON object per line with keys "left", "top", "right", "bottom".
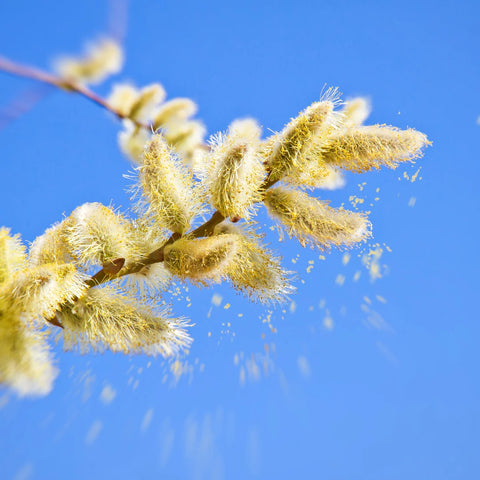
{"left": 0, "top": 56, "right": 149, "bottom": 129}
{"left": 84, "top": 177, "right": 279, "bottom": 290}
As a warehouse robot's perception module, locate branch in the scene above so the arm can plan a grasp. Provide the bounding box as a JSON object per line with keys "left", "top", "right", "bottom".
{"left": 0, "top": 56, "right": 149, "bottom": 129}
{"left": 85, "top": 177, "right": 279, "bottom": 289}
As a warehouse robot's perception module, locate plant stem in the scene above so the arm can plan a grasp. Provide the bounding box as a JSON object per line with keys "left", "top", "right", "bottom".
{"left": 85, "top": 179, "right": 279, "bottom": 289}
{"left": 0, "top": 56, "right": 149, "bottom": 129}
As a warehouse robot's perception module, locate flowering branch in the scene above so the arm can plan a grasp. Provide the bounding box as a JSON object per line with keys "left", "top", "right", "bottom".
{"left": 0, "top": 56, "right": 149, "bottom": 129}
{"left": 0, "top": 33, "right": 430, "bottom": 397}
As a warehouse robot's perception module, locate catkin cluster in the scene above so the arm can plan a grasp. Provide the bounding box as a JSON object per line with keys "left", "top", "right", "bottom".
{"left": 0, "top": 37, "right": 430, "bottom": 396}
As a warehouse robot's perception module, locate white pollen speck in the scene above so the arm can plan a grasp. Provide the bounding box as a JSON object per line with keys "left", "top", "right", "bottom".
{"left": 323, "top": 314, "right": 334, "bottom": 330}
{"left": 211, "top": 293, "right": 222, "bottom": 306}
{"left": 297, "top": 356, "right": 311, "bottom": 378}
{"left": 289, "top": 301, "right": 296, "bottom": 314}
{"left": 86, "top": 420, "right": 103, "bottom": 445}
{"left": 141, "top": 408, "right": 154, "bottom": 432}
{"left": 100, "top": 384, "right": 116, "bottom": 405}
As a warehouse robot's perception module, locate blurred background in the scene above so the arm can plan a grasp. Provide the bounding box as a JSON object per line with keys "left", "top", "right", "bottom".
{"left": 0, "top": 0, "right": 478, "bottom": 479}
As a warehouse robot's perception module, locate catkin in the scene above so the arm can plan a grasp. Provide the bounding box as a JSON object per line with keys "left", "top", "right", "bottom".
{"left": 164, "top": 235, "right": 240, "bottom": 285}
{"left": 54, "top": 38, "right": 123, "bottom": 85}
{"left": 265, "top": 96, "right": 340, "bottom": 183}
{"left": 206, "top": 122, "right": 265, "bottom": 220}
{"left": 0, "top": 228, "right": 26, "bottom": 284}
{"left": 321, "top": 125, "right": 429, "bottom": 173}
{"left": 64, "top": 202, "right": 136, "bottom": 267}
{"left": 264, "top": 187, "right": 371, "bottom": 250}
{"left": 59, "top": 286, "right": 190, "bottom": 357}
{"left": 136, "top": 135, "right": 200, "bottom": 233}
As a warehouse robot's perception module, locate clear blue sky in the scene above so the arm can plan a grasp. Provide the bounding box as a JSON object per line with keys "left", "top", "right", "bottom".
{"left": 0, "top": 1, "right": 479, "bottom": 479}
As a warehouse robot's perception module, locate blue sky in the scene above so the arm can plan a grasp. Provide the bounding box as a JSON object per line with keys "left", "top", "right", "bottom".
{"left": 0, "top": 0, "right": 479, "bottom": 479}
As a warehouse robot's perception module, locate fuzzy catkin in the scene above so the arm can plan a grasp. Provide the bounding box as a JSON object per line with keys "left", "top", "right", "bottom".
{"left": 214, "top": 223, "right": 294, "bottom": 303}
{"left": 340, "top": 97, "right": 371, "bottom": 128}
{"left": 54, "top": 38, "right": 123, "bottom": 85}
{"left": 163, "top": 235, "right": 240, "bottom": 285}
{"left": 118, "top": 121, "right": 152, "bottom": 163}
{"left": 321, "top": 125, "right": 429, "bottom": 173}
{"left": 0, "top": 228, "right": 26, "bottom": 284}
{"left": 59, "top": 286, "right": 190, "bottom": 357}
{"left": 207, "top": 124, "right": 265, "bottom": 220}
{"left": 265, "top": 98, "right": 339, "bottom": 184}
{"left": 6, "top": 263, "right": 87, "bottom": 319}
{"left": 153, "top": 98, "right": 198, "bottom": 130}
{"left": 64, "top": 202, "right": 136, "bottom": 267}
{"left": 122, "top": 219, "right": 172, "bottom": 296}
{"left": 136, "top": 135, "right": 200, "bottom": 234}
{"left": 264, "top": 187, "right": 371, "bottom": 250}
{"left": 29, "top": 221, "right": 73, "bottom": 266}
{"left": 109, "top": 83, "right": 166, "bottom": 122}
{"left": 0, "top": 298, "right": 57, "bottom": 397}
{"left": 164, "top": 120, "right": 206, "bottom": 160}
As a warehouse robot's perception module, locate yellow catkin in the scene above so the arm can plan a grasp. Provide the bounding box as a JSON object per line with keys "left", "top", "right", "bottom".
{"left": 286, "top": 161, "right": 346, "bottom": 190}
{"left": 265, "top": 93, "right": 340, "bottom": 183}
{"left": 264, "top": 187, "right": 371, "bottom": 250}
{"left": 228, "top": 118, "right": 262, "bottom": 141}
{"left": 122, "top": 219, "right": 172, "bottom": 295}
{"left": 321, "top": 125, "right": 429, "bottom": 173}
{"left": 137, "top": 135, "right": 200, "bottom": 234}
{"left": 207, "top": 122, "right": 265, "bottom": 220}
{"left": 59, "top": 286, "right": 191, "bottom": 356}
{"left": 340, "top": 97, "right": 371, "bottom": 128}
{"left": 163, "top": 120, "right": 206, "bottom": 160}
{"left": 118, "top": 121, "right": 152, "bottom": 163}
{"left": 163, "top": 235, "right": 240, "bottom": 285}
{"left": 214, "top": 223, "right": 294, "bottom": 303}
{"left": 29, "top": 221, "right": 73, "bottom": 266}
{"left": 64, "top": 202, "right": 136, "bottom": 267}
{"left": 0, "top": 228, "right": 26, "bottom": 285}
{"left": 109, "top": 83, "right": 166, "bottom": 123}
{"left": 0, "top": 296, "right": 57, "bottom": 397}
{"left": 6, "top": 263, "right": 87, "bottom": 319}
{"left": 128, "top": 84, "right": 166, "bottom": 122}
{"left": 54, "top": 38, "right": 123, "bottom": 85}
{"left": 153, "top": 98, "right": 198, "bottom": 130}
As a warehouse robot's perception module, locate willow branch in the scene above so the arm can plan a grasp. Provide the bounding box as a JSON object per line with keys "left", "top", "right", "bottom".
{"left": 0, "top": 56, "right": 149, "bottom": 129}
{"left": 85, "top": 175, "right": 279, "bottom": 289}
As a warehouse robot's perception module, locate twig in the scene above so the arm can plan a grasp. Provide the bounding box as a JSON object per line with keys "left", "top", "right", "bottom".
{"left": 0, "top": 56, "right": 149, "bottom": 129}
{"left": 84, "top": 177, "right": 279, "bottom": 289}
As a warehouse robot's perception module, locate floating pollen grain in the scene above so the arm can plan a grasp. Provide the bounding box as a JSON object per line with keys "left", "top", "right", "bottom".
{"left": 321, "top": 125, "right": 429, "bottom": 173}
{"left": 0, "top": 228, "right": 26, "bottom": 284}
{"left": 136, "top": 135, "right": 200, "bottom": 233}
{"left": 54, "top": 38, "right": 123, "bottom": 85}
{"left": 163, "top": 235, "right": 240, "bottom": 285}
{"left": 64, "top": 202, "right": 136, "bottom": 267}
{"left": 59, "top": 286, "right": 191, "bottom": 357}
{"left": 207, "top": 124, "right": 265, "bottom": 220}
{"left": 264, "top": 187, "right": 371, "bottom": 250}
